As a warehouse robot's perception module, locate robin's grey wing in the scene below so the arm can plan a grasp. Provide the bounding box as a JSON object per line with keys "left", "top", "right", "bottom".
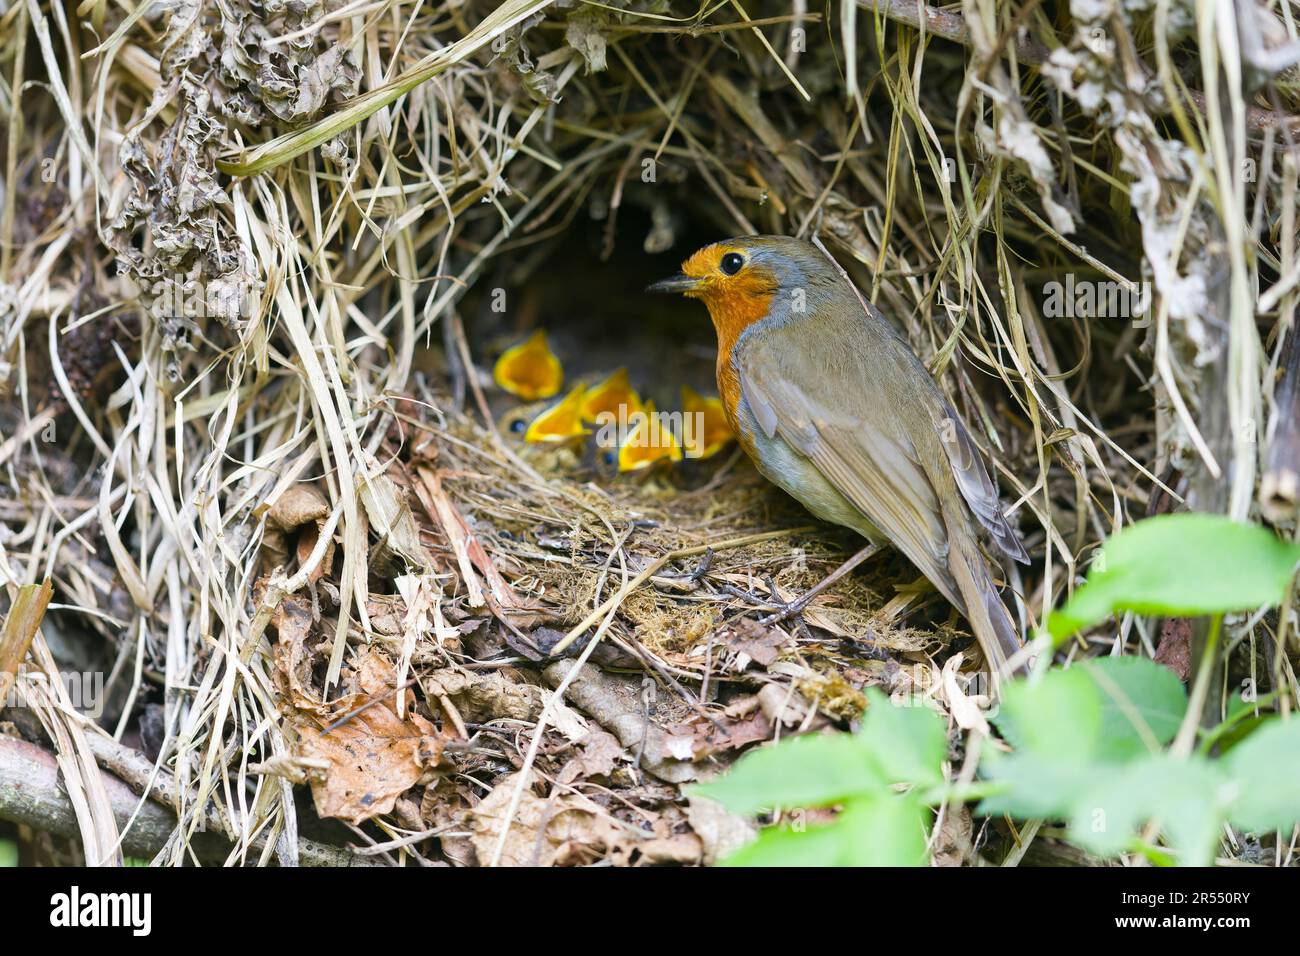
{"left": 931, "top": 404, "right": 1029, "bottom": 564}
{"left": 811, "top": 245, "right": 1026, "bottom": 565}
{"left": 736, "top": 335, "right": 963, "bottom": 609}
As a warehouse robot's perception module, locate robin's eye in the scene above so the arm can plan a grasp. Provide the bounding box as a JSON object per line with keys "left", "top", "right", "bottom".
{"left": 602, "top": 450, "right": 617, "bottom": 466}
{"left": 720, "top": 253, "right": 745, "bottom": 276}
{"left": 509, "top": 419, "right": 526, "bottom": 434}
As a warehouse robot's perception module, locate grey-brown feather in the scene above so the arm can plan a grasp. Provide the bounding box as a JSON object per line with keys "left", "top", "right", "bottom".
{"left": 724, "top": 236, "right": 1026, "bottom": 674}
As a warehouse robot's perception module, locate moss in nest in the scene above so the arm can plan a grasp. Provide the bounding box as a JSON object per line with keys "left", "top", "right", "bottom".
{"left": 868, "top": 623, "right": 945, "bottom": 656}
{"left": 796, "top": 668, "right": 868, "bottom": 722}
{"left": 621, "top": 590, "right": 719, "bottom": 655}
{"left": 542, "top": 570, "right": 604, "bottom": 627}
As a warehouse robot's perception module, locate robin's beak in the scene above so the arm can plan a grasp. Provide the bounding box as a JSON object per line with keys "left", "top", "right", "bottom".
{"left": 646, "top": 273, "right": 701, "bottom": 295}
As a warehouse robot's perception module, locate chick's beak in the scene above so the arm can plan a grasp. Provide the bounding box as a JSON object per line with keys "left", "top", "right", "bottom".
{"left": 646, "top": 273, "right": 701, "bottom": 295}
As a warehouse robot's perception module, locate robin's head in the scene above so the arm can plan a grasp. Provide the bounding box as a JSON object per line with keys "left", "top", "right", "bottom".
{"left": 648, "top": 236, "right": 838, "bottom": 336}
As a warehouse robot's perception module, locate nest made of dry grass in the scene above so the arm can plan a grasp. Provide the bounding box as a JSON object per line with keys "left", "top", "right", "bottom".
{"left": 2, "top": 0, "right": 1299, "bottom": 866}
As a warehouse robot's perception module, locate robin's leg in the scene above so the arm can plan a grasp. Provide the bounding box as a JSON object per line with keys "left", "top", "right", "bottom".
{"left": 721, "top": 543, "right": 882, "bottom": 631}
{"left": 758, "top": 543, "right": 882, "bottom": 626}
{"left": 720, "top": 574, "right": 816, "bottom": 641}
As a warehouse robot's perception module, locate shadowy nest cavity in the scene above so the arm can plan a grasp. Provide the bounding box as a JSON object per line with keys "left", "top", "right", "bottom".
{"left": 2, "top": 0, "right": 1299, "bottom": 866}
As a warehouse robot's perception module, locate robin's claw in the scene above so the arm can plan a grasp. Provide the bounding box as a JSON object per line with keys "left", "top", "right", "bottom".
{"left": 719, "top": 583, "right": 777, "bottom": 609}
{"left": 759, "top": 595, "right": 816, "bottom": 642}
{"left": 721, "top": 580, "right": 814, "bottom": 640}
{"left": 687, "top": 548, "right": 714, "bottom": 584}
{"left": 758, "top": 595, "right": 812, "bottom": 627}
{"left": 756, "top": 577, "right": 816, "bottom": 639}
{"left": 761, "top": 543, "right": 884, "bottom": 627}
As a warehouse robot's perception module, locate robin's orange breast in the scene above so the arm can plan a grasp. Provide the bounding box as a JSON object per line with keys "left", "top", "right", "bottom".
{"left": 699, "top": 277, "right": 776, "bottom": 460}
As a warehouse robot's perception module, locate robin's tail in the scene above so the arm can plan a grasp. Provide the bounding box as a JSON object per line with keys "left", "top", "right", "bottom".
{"left": 944, "top": 519, "right": 1026, "bottom": 691}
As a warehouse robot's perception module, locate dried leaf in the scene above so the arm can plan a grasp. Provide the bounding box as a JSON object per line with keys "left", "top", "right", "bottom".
{"left": 0, "top": 580, "right": 53, "bottom": 702}
{"left": 576, "top": 730, "right": 623, "bottom": 777}
{"left": 938, "top": 655, "right": 991, "bottom": 735}
{"left": 359, "top": 469, "right": 432, "bottom": 571}
{"left": 669, "top": 707, "right": 772, "bottom": 759}
{"left": 295, "top": 651, "right": 444, "bottom": 825}
{"left": 685, "top": 795, "right": 756, "bottom": 866}
{"left": 543, "top": 659, "right": 696, "bottom": 783}
{"left": 565, "top": 12, "right": 609, "bottom": 74}
{"left": 266, "top": 483, "right": 330, "bottom": 531}
{"left": 470, "top": 771, "right": 613, "bottom": 867}
{"left": 722, "top": 618, "right": 790, "bottom": 668}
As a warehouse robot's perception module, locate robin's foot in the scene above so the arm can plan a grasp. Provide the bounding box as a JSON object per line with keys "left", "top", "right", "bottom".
{"left": 720, "top": 574, "right": 786, "bottom": 614}
{"left": 755, "top": 543, "right": 884, "bottom": 627}
{"left": 657, "top": 549, "right": 715, "bottom": 591}
{"left": 722, "top": 575, "right": 815, "bottom": 639}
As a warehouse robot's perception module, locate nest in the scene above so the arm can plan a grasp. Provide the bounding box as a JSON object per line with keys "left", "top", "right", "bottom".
{"left": 2, "top": 0, "right": 1299, "bottom": 865}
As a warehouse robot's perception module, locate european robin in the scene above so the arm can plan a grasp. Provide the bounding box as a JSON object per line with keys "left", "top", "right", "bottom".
{"left": 649, "top": 236, "right": 1029, "bottom": 680}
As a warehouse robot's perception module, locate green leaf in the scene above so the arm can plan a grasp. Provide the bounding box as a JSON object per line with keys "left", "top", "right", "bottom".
{"left": 835, "top": 794, "right": 930, "bottom": 866}
{"left": 1199, "top": 692, "right": 1280, "bottom": 754}
{"left": 1081, "top": 656, "right": 1186, "bottom": 761}
{"left": 981, "top": 661, "right": 1189, "bottom": 827}
{"left": 694, "top": 693, "right": 948, "bottom": 818}
{"left": 1065, "top": 764, "right": 1145, "bottom": 856}
{"left": 720, "top": 820, "right": 850, "bottom": 866}
{"left": 691, "top": 733, "right": 886, "bottom": 816}
{"left": 982, "top": 669, "right": 1105, "bottom": 817}
{"left": 993, "top": 667, "right": 1103, "bottom": 761}
{"left": 1068, "top": 755, "right": 1228, "bottom": 865}
{"left": 1155, "top": 760, "right": 1232, "bottom": 867}
{"left": 722, "top": 794, "right": 930, "bottom": 867}
{"left": 857, "top": 688, "right": 948, "bottom": 788}
{"left": 1049, "top": 515, "right": 1300, "bottom": 640}
{"left": 978, "top": 750, "right": 1098, "bottom": 819}
{"left": 1224, "top": 718, "right": 1300, "bottom": 833}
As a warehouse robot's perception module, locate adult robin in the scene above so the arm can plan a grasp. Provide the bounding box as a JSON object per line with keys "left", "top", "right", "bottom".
{"left": 648, "top": 236, "right": 1029, "bottom": 681}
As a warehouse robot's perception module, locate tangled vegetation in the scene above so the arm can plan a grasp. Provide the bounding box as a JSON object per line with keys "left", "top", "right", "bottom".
{"left": 0, "top": 0, "right": 1298, "bottom": 867}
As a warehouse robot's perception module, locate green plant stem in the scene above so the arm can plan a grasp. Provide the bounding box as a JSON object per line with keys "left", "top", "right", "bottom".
{"left": 918, "top": 781, "right": 1007, "bottom": 806}
{"left": 1197, "top": 691, "right": 1282, "bottom": 755}
{"left": 1129, "top": 840, "right": 1178, "bottom": 867}
{"left": 1172, "top": 614, "right": 1223, "bottom": 758}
